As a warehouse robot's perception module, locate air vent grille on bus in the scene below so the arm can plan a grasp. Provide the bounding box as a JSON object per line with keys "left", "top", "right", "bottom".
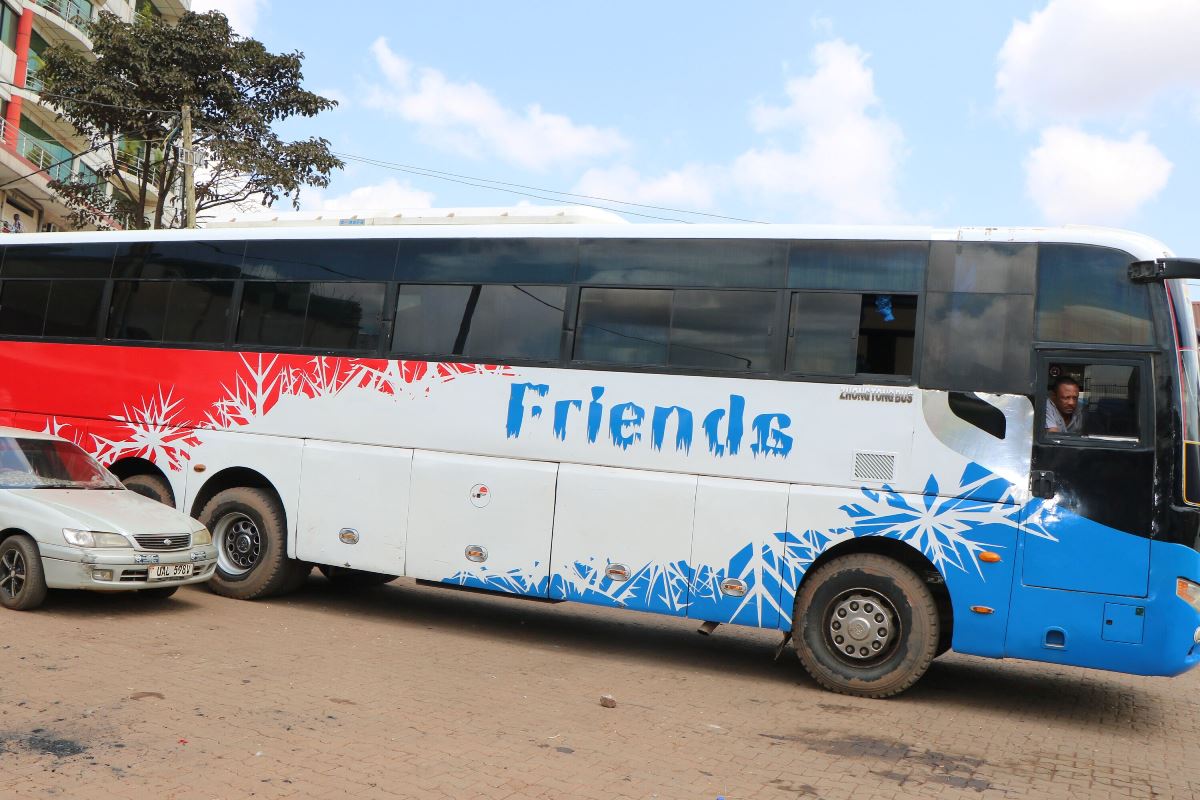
{"left": 853, "top": 452, "right": 896, "bottom": 483}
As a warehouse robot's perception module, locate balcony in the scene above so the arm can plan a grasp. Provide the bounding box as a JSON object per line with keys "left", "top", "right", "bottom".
{"left": 34, "top": 0, "right": 92, "bottom": 30}
{"left": 0, "top": 119, "right": 75, "bottom": 183}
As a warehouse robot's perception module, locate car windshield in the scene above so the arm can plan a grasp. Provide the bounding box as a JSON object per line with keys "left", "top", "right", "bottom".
{"left": 0, "top": 436, "right": 123, "bottom": 490}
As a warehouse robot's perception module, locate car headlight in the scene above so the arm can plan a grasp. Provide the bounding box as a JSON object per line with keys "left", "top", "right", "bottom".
{"left": 63, "top": 528, "right": 131, "bottom": 548}
{"left": 191, "top": 526, "right": 212, "bottom": 546}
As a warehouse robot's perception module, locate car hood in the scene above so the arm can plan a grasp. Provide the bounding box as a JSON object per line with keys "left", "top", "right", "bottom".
{"left": 3, "top": 489, "right": 196, "bottom": 536}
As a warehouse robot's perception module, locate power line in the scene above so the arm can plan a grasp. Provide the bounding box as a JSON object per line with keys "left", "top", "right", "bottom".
{"left": 335, "top": 152, "right": 770, "bottom": 224}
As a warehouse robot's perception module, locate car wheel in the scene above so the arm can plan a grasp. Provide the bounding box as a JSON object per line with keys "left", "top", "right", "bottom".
{"left": 0, "top": 534, "right": 48, "bottom": 611}
{"left": 318, "top": 564, "right": 397, "bottom": 589}
{"left": 140, "top": 586, "right": 179, "bottom": 599}
{"left": 122, "top": 473, "right": 175, "bottom": 507}
{"left": 792, "top": 553, "right": 939, "bottom": 698}
{"left": 201, "top": 487, "right": 309, "bottom": 600}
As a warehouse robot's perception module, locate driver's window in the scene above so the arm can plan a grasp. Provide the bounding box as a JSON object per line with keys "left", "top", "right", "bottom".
{"left": 1044, "top": 362, "right": 1140, "bottom": 441}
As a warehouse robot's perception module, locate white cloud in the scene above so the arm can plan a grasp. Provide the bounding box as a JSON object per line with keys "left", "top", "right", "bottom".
{"left": 997, "top": 0, "right": 1200, "bottom": 124}
{"left": 365, "top": 38, "right": 627, "bottom": 171}
{"left": 309, "top": 179, "right": 435, "bottom": 213}
{"left": 571, "top": 165, "right": 719, "bottom": 212}
{"left": 189, "top": 0, "right": 267, "bottom": 35}
{"left": 1024, "top": 127, "right": 1172, "bottom": 224}
{"left": 732, "top": 39, "right": 906, "bottom": 223}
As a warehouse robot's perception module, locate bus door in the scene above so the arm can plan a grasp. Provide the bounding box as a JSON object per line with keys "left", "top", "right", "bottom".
{"left": 405, "top": 451, "right": 558, "bottom": 597}
{"left": 1018, "top": 354, "right": 1154, "bottom": 600}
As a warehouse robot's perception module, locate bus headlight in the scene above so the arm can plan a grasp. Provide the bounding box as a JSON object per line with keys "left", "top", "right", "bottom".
{"left": 63, "top": 529, "right": 131, "bottom": 548}
{"left": 1176, "top": 578, "right": 1200, "bottom": 614}
{"left": 192, "top": 526, "right": 212, "bottom": 546}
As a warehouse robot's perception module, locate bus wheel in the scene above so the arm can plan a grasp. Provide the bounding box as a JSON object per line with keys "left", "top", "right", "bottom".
{"left": 792, "top": 553, "right": 939, "bottom": 698}
{"left": 0, "top": 535, "right": 48, "bottom": 611}
{"left": 318, "top": 565, "right": 397, "bottom": 589}
{"left": 123, "top": 473, "right": 174, "bottom": 507}
{"left": 201, "top": 487, "right": 309, "bottom": 600}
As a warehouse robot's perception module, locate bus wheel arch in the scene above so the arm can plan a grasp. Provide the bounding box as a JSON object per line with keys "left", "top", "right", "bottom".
{"left": 791, "top": 538, "right": 951, "bottom": 698}
{"left": 108, "top": 458, "right": 175, "bottom": 508}
{"left": 191, "top": 469, "right": 309, "bottom": 601}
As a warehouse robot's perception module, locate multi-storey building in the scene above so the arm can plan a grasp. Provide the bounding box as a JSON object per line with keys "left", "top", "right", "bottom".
{"left": 0, "top": 0, "right": 188, "bottom": 231}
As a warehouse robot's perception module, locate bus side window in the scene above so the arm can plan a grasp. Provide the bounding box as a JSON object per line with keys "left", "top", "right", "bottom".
{"left": 786, "top": 291, "right": 917, "bottom": 379}
{"left": 1045, "top": 363, "right": 1141, "bottom": 441}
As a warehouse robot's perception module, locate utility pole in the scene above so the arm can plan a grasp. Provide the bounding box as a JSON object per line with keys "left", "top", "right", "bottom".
{"left": 181, "top": 103, "right": 196, "bottom": 228}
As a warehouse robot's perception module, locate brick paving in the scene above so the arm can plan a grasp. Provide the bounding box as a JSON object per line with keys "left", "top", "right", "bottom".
{"left": 1, "top": 576, "right": 1197, "bottom": 799}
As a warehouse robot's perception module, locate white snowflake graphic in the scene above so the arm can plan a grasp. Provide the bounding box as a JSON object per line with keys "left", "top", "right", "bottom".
{"left": 92, "top": 387, "right": 201, "bottom": 472}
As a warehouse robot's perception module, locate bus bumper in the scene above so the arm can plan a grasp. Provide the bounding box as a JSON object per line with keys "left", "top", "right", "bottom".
{"left": 1003, "top": 539, "right": 1200, "bottom": 677}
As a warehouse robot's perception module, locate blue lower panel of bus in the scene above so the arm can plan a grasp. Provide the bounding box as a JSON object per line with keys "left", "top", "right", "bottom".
{"left": 1004, "top": 539, "right": 1200, "bottom": 677}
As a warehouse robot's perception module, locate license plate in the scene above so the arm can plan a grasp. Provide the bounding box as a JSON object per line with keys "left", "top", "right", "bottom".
{"left": 147, "top": 563, "right": 193, "bottom": 581}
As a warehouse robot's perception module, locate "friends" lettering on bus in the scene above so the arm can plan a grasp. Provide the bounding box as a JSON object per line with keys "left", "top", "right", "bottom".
{"left": 505, "top": 382, "right": 793, "bottom": 458}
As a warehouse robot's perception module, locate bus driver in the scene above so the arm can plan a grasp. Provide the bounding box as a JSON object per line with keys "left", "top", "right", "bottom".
{"left": 1046, "top": 376, "right": 1083, "bottom": 434}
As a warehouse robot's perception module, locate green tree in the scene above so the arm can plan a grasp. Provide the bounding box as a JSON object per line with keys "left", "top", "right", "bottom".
{"left": 38, "top": 10, "right": 342, "bottom": 229}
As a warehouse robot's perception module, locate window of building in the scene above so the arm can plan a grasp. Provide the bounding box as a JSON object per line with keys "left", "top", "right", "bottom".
{"left": 391, "top": 284, "right": 566, "bottom": 362}
{"left": 786, "top": 292, "right": 917, "bottom": 378}
{"left": 1, "top": 4, "right": 20, "bottom": 51}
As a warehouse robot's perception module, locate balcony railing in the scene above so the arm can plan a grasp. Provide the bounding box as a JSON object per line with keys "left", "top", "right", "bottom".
{"left": 35, "top": 0, "right": 92, "bottom": 31}
{"left": 0, "top": 118, "right": 84, "bottom": 184}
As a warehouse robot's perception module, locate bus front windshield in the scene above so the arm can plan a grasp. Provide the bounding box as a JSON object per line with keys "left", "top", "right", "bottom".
{"left": 0, "top": 437, "right": 123, "bottom": 490}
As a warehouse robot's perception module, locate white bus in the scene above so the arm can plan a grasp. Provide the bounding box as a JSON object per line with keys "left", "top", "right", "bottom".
{"left": 1, "top": 217, "right": 1199, "bottom": 697}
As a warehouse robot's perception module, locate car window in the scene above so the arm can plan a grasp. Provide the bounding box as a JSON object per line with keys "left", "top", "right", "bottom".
{"left": 0, "top": 437, "right": 122, "bottom": 489}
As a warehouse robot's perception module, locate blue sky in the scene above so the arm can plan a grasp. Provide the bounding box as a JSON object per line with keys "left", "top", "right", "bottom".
{"left": 193, "top": 1, "right": 1200, "bottom": 257}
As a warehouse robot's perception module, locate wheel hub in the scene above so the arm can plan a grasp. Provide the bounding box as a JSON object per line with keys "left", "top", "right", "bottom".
{"left": 828, "top": 591, "right": 896, "bottom": 661}
{"left": 215, "top": 514, "right": 263, "bottom": 576}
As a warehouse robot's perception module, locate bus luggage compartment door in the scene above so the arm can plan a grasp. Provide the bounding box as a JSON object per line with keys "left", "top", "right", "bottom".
{"left": 549, "top": 464, "right": 697, "bottom": 616}
{"left": 405, "top": 450, "right": 557, "bottom": 597}
{"left": 295, "top": 440, "right": 413, "bottom": 575}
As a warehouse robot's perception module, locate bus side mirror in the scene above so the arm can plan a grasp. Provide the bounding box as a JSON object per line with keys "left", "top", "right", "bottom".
{"left": 1129, "top": 258, "right": 1200, "bottom": 282}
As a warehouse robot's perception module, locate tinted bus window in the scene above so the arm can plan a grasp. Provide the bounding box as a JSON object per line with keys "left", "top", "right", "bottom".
{"left": 243, "top": 239, "right": 399, "bottom": 281}
{"left": 0, "top": 280, "right": 51, "bottom": 335}
{"left": 392, "top": 284, "right": 566, "bottom": 361}
{"left": 579, "top": 239, "right": 786, "bottom": 288}
{"left": 669, "top": 290, "right": 777, "bottom": 371}
{"left": 113, "top": 240, "right": 245, "bottom": 279}
{"left": 789, "top": 241, "right": 926, "bottom": 292}
{"left": 922, "top": 243, "right": 1037, "bottom": 394}
{"left": 788, "top": 292, "right": 917, "bottom": 377}
{"left": 575, "top": 288, "right": 671, "bottom": 364}
{"left": 306, "top": 282, "right": 385, "bottom": 351}
{"left": 108, "top": 280, "right": 169, "bottom": 340}
{"left": 2, "top": 243, "right": 116, "bottom": 278}
{"left": 44, "top": 280, "right": 105, "bottom": 338}
{"left": 395, "top": 239, "right": 577, "bottom": 284}
{"left": 1036, "top": 244, "right": 1153, "bottom": 345}
{"left": 237, "top": 282, "right": 310, "bottom": 347}
{"left": 108, "top": 280, "right": 234, "bottom": 344}
{"left": 922, "top": 293, "right": 1034, "bottom": 394}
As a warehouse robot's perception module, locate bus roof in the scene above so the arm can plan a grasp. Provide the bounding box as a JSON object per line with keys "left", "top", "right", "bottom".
{"left": 10, "top": 217, "right": 1176, "bottom": 263}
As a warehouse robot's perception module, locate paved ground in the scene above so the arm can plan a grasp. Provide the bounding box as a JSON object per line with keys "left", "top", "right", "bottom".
{"left": 0, "top": 577, "right": 1197, "bottom": 800}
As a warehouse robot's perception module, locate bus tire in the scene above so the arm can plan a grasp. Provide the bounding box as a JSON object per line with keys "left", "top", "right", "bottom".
{"left": 318, "top": 564, "right": 397, "bottom": 588}
{"left": 122, "top": 473, "right": 174, "bottom": 507}
{"left": 792, "top": 553, "right": 939, "bottom": 699}
{"left": 0, "top": 534, "right": 48, "bottom": 611}
{"left": 201, "top": 487, "right": 309, "bottom": 601}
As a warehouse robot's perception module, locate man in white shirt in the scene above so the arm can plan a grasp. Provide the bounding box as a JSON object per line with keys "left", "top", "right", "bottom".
{"left": 1046, "top": 376, "right": 1083, "bottom": 434}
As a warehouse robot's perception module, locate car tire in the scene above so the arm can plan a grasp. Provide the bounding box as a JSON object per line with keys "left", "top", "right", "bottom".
{"left": 318, "top": 564, "right": 397, "bottom": 589}
{"left": 140, "top": 585, "right": 179, "bottom": 599}
{"left": 122, "top": 473, "right": 175, "bottom": 507}
{"left": 0, "top": 534, "right": 48, "bottom": 611}
{"left": 200, "top": 487, "right": 310, "bottom": 600}
{"left": 792, "top": 553, "right": 939, "bottom": 699}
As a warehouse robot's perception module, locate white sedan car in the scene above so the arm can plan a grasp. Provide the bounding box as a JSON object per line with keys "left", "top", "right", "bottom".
{"left": 0, "top": 427, "right": 217, "bottom": 610}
